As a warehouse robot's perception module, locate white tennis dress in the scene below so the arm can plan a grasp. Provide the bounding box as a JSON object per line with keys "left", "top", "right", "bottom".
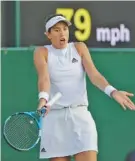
{"left": 39, "top": 42, "right": 98, "bottom": 159}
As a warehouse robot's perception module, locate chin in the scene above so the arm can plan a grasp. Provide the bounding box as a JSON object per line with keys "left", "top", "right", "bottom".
{"left": 59, "top": 42, "right": 68, "bottom": 48}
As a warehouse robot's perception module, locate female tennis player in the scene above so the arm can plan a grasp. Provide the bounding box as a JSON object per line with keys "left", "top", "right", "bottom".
{"left": 34, "top": 14, "right": 135, "bottom": 161}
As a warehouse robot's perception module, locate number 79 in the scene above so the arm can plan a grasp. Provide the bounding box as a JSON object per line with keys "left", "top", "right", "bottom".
{"left": 56, "top": 8, "right": 91, "bottom": 42}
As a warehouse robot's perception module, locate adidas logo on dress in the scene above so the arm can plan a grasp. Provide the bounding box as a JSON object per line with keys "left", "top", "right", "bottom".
{"left": 41, "top": 148, "right": 46, "bottom": 152}
{"left": 72, "top": 58, "right": 78, "bottom": 63}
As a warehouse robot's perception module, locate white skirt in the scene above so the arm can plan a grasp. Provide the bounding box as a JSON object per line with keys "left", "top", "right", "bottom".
{"left": 39, "top": 105, "right": 98, "bottom": 159}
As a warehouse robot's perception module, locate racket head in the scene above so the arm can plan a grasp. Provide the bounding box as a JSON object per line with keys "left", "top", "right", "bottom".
{"left": 3, "top": 112, "right": 41, "bottom": 151}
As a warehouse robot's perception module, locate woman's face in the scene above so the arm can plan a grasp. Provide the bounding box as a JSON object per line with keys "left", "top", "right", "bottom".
{"left": 46, "top": 21, "right": 69, "bottom": 49}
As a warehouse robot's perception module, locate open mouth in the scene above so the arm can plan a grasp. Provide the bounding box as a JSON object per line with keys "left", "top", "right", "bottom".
{"left": 60, "top": 38, "right": 66, "bottom": 42}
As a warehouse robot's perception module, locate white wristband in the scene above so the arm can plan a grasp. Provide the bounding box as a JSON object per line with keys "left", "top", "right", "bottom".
{"left": 104, "top": 85, "right": 117, "bottom": 97}
{"left": 38, "top": 92, "right": 49, "bottom": 102}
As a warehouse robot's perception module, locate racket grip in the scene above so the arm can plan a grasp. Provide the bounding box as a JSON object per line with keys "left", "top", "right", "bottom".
{"left": 40, "top": 107, "right": 46, "bottom": 114}
{"left": 37, "top": 107, "right": 46, "bottom": 116}
{"left": 46, "top": 92, "right": 62, "bottom": 106}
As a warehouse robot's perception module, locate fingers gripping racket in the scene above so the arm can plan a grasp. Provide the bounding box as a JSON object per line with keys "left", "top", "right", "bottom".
{"left": 3, "top": 92, "right": 62, "bottom": 151}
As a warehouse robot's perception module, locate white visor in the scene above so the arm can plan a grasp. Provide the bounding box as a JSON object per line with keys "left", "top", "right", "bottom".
{"left": 45, "top": 16, "right": 72, "bottom": 32}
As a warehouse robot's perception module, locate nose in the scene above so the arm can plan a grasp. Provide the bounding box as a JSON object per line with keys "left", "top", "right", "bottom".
{"left": 60, "top": 29, "right": 65, "bottom": 36}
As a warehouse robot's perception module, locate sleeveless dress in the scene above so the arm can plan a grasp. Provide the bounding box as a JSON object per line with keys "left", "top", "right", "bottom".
{"left": 39, "top": 42, "right": 98, "bottom": 159}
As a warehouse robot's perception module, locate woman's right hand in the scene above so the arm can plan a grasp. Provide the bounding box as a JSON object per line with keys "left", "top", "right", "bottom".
{"left": 38, "top": 98, "right": 50, "bottom": 116}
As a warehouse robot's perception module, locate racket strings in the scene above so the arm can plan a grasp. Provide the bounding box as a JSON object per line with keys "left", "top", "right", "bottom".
{"left": 4, "top": 114, "right": 39, "bottom": 150}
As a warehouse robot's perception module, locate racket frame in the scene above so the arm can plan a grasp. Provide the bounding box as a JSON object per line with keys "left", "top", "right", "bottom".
{"left": 3, "top": 92, "right": 62, "bottom": 151}
{"left": 3, "top": 112, "right": 42, "bottom": 151}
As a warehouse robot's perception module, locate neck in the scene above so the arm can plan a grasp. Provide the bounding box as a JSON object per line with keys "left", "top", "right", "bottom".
{"left": 51, "top": 44, "right": 68, "bottom": 50}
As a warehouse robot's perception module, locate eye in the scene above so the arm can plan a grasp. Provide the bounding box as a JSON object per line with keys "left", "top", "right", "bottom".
{"left": 54, "top": 29, "right": 59, "bottom": 32}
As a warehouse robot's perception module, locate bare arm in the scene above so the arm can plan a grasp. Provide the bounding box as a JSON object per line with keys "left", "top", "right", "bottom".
{"left": 75, "top": 42, "right": 109, "bottom": 91}
{"left": 34, "top": 47, "right": 50, "bottom": 110}
{"left": 75, "top": 42, "right": 135, "bottom": 110}
{"left": 34, "top": 47, "right": 50, "bottom": 92}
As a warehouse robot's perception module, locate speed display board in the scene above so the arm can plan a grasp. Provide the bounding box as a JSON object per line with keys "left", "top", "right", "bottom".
{"left": 20, "top": 1, "right": 135, "bottom": 48}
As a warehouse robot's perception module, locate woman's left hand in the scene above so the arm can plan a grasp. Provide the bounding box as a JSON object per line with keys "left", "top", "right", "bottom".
{"left": 111, "top": 91, "right": 135, "bottom": 110}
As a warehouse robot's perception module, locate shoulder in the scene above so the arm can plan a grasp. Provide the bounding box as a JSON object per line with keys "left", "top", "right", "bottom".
{"left": 34, "top": 46, "right": 48, "bottom": 55}
{"left": 73, "top": 42, "right": 88, "bottom": 57}
{"left": 34, "top": 46, "right": 48, "bottom": 62}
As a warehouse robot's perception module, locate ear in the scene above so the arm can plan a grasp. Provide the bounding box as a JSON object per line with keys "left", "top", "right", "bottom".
{"left": 44, "top": 32, "right": 51, "bottom": 40}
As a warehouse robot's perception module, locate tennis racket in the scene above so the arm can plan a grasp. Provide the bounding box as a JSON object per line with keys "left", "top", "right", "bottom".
{"left": 3, "top": 92, "right": 62, "bottom": 151}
